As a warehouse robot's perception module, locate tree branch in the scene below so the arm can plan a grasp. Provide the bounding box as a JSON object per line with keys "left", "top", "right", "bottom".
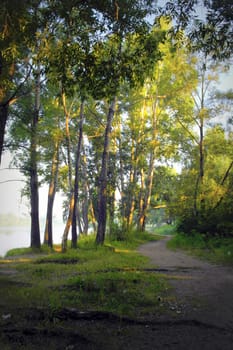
{"left": 213, "top": 160, "right": 233, "bottom": 210}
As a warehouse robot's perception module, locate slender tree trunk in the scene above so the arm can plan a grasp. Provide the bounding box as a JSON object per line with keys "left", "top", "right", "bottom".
{"left": 108, "top": 150, "right": 117, "bottom": 228}
{"left": 213, "top": 160, "right": 233, "bottom": 210}
{"left": 0, "top": 104, "right": 8, "bottom": 164}
{"left": 71, "top": 100, "right": 85, "bottom": 248}
{"left": 61, "top": 193, "right": 74, "bottom": 252}
{"left": 137, "top": 168, "right": 145, "bottom": 230}
{"left": 118, "top": 133, "right": 126, "bottom": 226}
{"left": 61, "top": 89, "right": 73, "bottom": 251}
{"left": 125, "top": 140, "right": 138, "bottom": 229}
{"left": 61, "top": 90, "right": 72, "bottom": 190}
{"left": 194, "top": 112, "right": 205, "bottom": 215}
{"left": 82, "top": 199, "right": 89, "bottom": 234}
{"left": 44, "top": 140, "right": 60, "bottom": 247}
{"left": 81, "top": 146, "right": 89, "bottom": 235}
{"left": 137, "top": 97, "right": 158, "bottom": 231}
{"left": 137, "top": 153, "right": 155, "bottom": 231}
{"left": 30, "top": 161, "right": 40, "bottom": 248}
{"left": 96, "top": 97, "right": 117, "bottom": 245}
{"left": 30, "top": 67, "right": 41, "bottom": 249}
{"left": 76, "top": 204, "right": 84, "bottom": 234}
{"left": 90, "top": 199, "right": 97, "bottom": 233}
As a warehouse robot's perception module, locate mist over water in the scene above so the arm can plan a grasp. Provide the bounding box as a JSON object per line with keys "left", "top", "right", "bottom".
{"left": 0, "top": 223, "right": 65, "bottom": 257}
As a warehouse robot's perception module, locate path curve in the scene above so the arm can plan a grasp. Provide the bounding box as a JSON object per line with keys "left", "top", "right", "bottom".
{"left": 138, "top": 236, "right": 233, "bottom": 330}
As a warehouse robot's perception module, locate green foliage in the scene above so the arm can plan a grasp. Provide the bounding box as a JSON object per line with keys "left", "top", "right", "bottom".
{"left": 168, "top": 232, "right": 233, "bottom": 265}
{"left": 176, "top": 205, "right": 233, "bottom": 238}
{"left": 107, "top": 222, "right": 130, "bottom": 241}
{"left": 107, "top": 226, "right": 160, "bottom": 249}
{"left": 168, "top": 231, "right": 206, "bottom": 250}
{"left": 162, "top": 0, "right": 233, "bottom": 59}
{"left": 154, "top": 224, "right": 177, "bottom": 236}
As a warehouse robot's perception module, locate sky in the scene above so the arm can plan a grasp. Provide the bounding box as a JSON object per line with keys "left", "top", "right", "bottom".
{"left": 0, "top": 151, "right": 64, "bottom": 220}
{"left": 0, "top": 57, "right": 232, "bottom": 223}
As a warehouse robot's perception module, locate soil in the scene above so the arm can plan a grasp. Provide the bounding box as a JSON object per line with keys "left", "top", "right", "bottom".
{"left": 1, "top": 236, "right": 233, "bottom": 349}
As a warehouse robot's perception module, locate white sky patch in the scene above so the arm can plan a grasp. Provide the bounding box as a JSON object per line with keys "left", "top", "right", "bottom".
{"left": 0, "top": 151, "right": 28, "bottom": 217}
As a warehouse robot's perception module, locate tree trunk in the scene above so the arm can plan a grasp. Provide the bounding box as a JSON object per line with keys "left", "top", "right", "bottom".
{"left": 76, "top": 204, "right": 84, "bottom": 234}
{"left": 81, "top": 146, "right": 89, "bottom": 235}
{"left": 61, "top": 89, "right": 73, "bottom": 190}
{"left": 137, "top": 168, "right": 145, "bottom": 231}
{"left": 30, "top": 67, "right": 41, "bottom": 249}
{"left": 44, "top": 140, "right": 60, "bottom": 247}
{"left": 137, "top": 153, "right": 155, "bottom": 231}
{"left": 137, "top": 97, "right": 158, "bottom": 231}
{"left": 96, "top": 97, "right": 117, "bottom": 245}
{"left": 194, "top": 113, "right": 205, "bottom": 216}
{"left": 0, "top": 104, "right": 8, "bottom": 164}
{"left": 90, "top": 199, "right": 97, "bottom": 233}
{"left": 61, "top": 193, "right": 74, "bottom": 252}
{"left": 82, "top": 199, "right": 89, "bottom": 234}
{"left": 61, "top": 89, "right": 73, "bottom": 252}
{"left": 125, "top": 139, "right": 138, "bottom": 229}
{"left": 30, "top": 163, "right": 41, "bottom": 248}
{"left": 108, "top": 150, "right": 117, "bottom": 229}
{"left": 71, "top": 100, "right": 85, "bottom": 248}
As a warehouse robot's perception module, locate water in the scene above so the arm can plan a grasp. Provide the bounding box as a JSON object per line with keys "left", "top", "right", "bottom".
{"left": 0, "top": 223, "right": 65, "bottom": 257}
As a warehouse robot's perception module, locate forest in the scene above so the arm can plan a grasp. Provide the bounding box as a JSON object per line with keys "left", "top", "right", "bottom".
{"left": 1, "top": 0, "right": 233, "bottom": 250}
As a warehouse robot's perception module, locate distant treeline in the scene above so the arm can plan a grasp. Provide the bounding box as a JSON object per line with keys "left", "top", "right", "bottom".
{"left": 0, "top": 214, "right": 30, "bottom": 227}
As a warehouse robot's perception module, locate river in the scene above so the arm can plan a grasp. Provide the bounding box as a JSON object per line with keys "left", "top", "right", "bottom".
{"left": 0, "top": 223, "right": 65, "bottom": 257}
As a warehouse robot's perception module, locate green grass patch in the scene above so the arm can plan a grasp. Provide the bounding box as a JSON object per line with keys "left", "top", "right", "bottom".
{"left": 0, "top": 231, "right": 168, "bottom": 319}
{"left": 168, "top": 232, "right": 233, "bottom": 265}
{"left": 154, "top": 224, "right": 177, "bottom": 236}
{"left": 64, "top": 270, "right": 166, "bottom": 317}
{"left": 5, "top": 244, "right": 55, "bottom": 257}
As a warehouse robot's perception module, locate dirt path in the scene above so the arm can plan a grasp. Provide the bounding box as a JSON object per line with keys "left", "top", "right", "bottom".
{"left": 138, "top": 236, "right": 233, "bottom": 330}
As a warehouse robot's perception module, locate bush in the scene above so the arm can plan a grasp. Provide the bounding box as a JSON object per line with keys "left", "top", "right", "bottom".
{"left": 108, "top": 223, "right": 130, "bottom": 241}
{"left": 167, "top": 231, "right": 205, "bottom": 250}
{"left": 168, "top": 232, "right": 233, "bottom": 264}
{"left": 177, "top": 209, "right": 233, "bottom": 238}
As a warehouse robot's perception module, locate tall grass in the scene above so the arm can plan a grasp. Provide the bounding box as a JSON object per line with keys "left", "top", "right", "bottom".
{"left": 168, "top": 232, "right": 233, "bottom": 264}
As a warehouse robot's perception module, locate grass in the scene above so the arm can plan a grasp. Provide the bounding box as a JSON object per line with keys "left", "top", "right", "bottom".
{"left": 154, "top": 224, "right": 177, "bottom": 236}
{"left": 5, "top": 244, "right": 54, "bottom": 257}
{"left": 167, "top": 231, "right": 233, "bottom": 265}
{"left": 0, "top": 231, "right": 168, "bottom": 319}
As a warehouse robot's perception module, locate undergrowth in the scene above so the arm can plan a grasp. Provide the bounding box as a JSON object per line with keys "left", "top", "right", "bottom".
{"left": 168, "top": 232, "right": 233, "bottom": 265}
{"left": 154, "top": 225, "right": 176, "bottom": 236}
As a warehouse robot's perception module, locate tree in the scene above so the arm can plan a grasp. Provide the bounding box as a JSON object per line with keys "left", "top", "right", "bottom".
{"left": 93, "top": 3, "right": 163, "bottom": 243}
{"left": 173, "top": 126, "right": 233, "bottom": 236}
{"left": 96, "top": 97, "right": 117, "bottom": 244}
{"left": 71, "top": 99, "right": 85, "bottom": 248}
{"left": 29, "top": 63, "right": 41, "bottom": 249}
{"left": 161, "top": 0, "right": 233, "bottom": 60}
{"left": 167, "top": 55, "right": 233, "bottom": 236}
{"left": 0, "top": 0, "right": 42, "bottom": 163}
{"left": 115, "top": 24, "right": 197, "bottom": 232}
{"left": 8, "top": 71, "right": 42, "bottom": 249}
{"left": 40, "top": 93, "right": 63, "bottom": 248}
